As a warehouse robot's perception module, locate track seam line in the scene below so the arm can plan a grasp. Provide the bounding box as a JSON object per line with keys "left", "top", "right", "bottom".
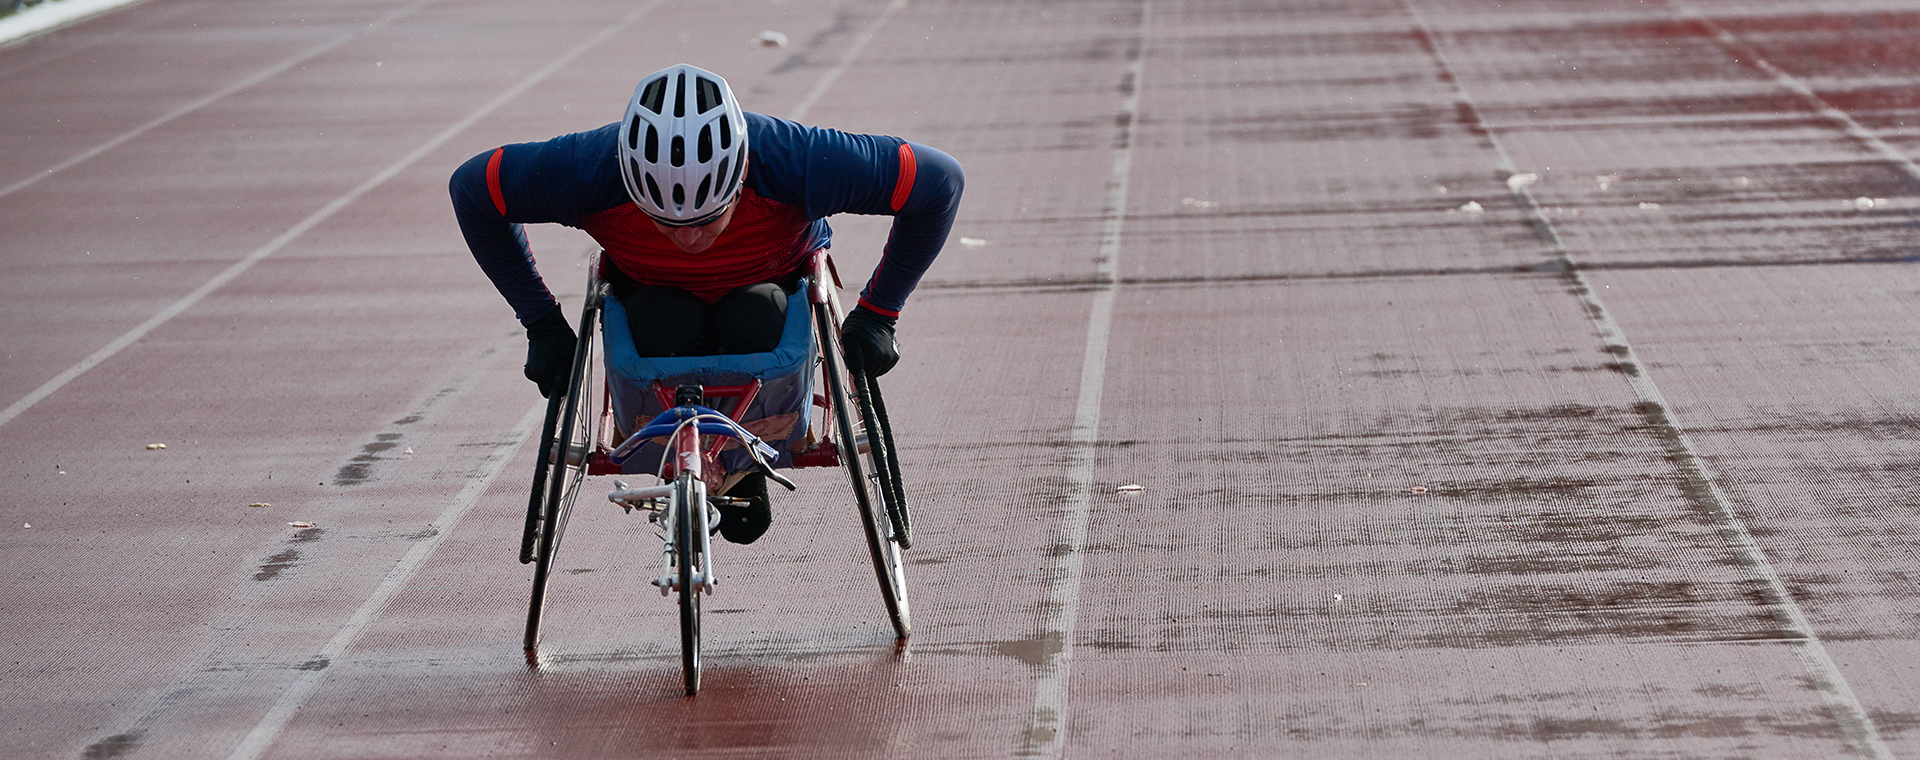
{"left": 0, "top": 0, "right": 665, "bottom": 433}
{"left": 222, "top": 400, "right": 548, "bottom": 760}
{"left": 1670, "top": 0, "right": 1920, "bottom": 185}
{"left": 1022, "top": 2, "right": 1150, "bottom": 757}
{"left": 0, "top": 0, "right": 433, "bottom": 201}
{"left": 786, "top": 0, "right": 906, "bottom": 122}
{"left": 1403, "top": 3, "right": 1894, "bottom": 757}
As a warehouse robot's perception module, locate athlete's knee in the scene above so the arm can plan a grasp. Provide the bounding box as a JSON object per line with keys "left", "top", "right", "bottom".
{"left": 709, "top": 283, "right": 787, "bottom": 354}
{"left": 623, "top": 286, "right": 709, "bottom": 357}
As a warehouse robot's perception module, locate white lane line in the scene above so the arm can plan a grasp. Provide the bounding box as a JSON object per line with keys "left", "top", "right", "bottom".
{"left": 223, "top": 399, "right": 547, "bottom": 760}
{"left": 0, "top": 0, "right": 665, "bottom": 432}
{"left": 786, "top": 0, "right": 907, "bottom": 122}
{"left": 1022, "top": 2, "right": 1151, "bottom": 757}
{"left": 0, "top": 1, "right": 431, "bottom": 201}
{"left": 1671, "top": 0, "right": 1920, "bottom": 184}
{"left": 0, "top": 0, "right": 148, "bottom": 46}
{"left": 1403, "top": 3, "right": 1894, "bottom": 758}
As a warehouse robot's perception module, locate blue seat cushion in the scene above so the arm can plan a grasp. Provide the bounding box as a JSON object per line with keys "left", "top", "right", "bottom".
{"left": 600, "top": 281, "right": 817, "bottom": 475}
{"left": 602, "top": 281, "right": 813, "bottom": 383}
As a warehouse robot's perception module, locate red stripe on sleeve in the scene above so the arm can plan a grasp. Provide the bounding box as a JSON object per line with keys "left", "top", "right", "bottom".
{"left": 888, "top": 142, "right": 917, "bottom": 212}
{"left": 485, "top": 147, "right": 507, "bottom": 216}
{"left": 856, "top": 297, "right": 900, "bottom": 318}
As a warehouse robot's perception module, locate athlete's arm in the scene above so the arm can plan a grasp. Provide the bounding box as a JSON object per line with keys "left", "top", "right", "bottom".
{"left": 746, "top": 114, "right": 966, "bottom": 317}
{"left": 448, "top": 125, "right": 619, "bottom": 325}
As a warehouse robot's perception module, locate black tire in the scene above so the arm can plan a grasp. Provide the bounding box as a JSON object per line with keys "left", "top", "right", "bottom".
{"left": 675, "top": 471, "right": 703, "bottom": 695}
{"left": 816, "top": 305, "right": 912, "bottom": 639}
{"left": 521, "top": 395, "right": 565, "bottom": 564}
{"left": 855, "top": 373, "right": 912, "bottom": 549}
{"left": 523, "top": 287, "right": 603, "bottom": 652}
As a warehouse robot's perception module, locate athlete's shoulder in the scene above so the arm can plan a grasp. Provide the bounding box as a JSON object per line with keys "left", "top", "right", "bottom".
{"left": 453, "top": 122, "right": 626, "bottom": 224}
{"left": 744, "top": 112, "right": 898, "bottom": 156}
{"left": 522, "top": 122, "right": 626, "bottom": 217}
{"left": 743, "top": 113, "right": 902, "bottom": 209}
{"left": 519, "top": 122, "right": 620, "bottom": 176}
{"left": 742, "top": 112, "right": 812, "bottom": 204}
{"left": 742, "top": 111, "right": 808, "bottom": 144}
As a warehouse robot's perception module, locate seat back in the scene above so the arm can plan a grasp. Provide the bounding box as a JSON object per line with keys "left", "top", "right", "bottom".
{"left": 601, "top": 281, "right": 816, "bottom": 474}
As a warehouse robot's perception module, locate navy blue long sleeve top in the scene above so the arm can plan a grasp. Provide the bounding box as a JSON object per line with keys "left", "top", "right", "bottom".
{"left": 450, "top": 112, "right": 963, "bottom": 325}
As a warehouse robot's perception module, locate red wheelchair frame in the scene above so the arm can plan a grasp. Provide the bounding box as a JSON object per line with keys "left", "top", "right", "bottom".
{"left": 518, "top": 248, "right": 912, "bottom": 695}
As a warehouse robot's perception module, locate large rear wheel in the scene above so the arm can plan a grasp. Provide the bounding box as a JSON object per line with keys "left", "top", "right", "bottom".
{"left": 856, "top": 372, "right": 912, "bottom": 550}
{"left": 524, "top": 285, "right": 603, "bottom": 651}
{"left": 816, "top": 305, "right": 911, "bottom": 639}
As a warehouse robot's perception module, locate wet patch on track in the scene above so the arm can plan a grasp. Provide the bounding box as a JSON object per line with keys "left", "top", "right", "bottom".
{"left": 1076, "top": 398, "right": 1820, "bottom": 653}
{"left": 998, "top": 633, "right": 1065, "bottom": 667}
{"left": 323, "top": 354, "right": 502, "bottom": 487}
{"left": 1717, "top": 11, "right": 1920, "bottom": 78}
{"left": 333, "top": 432, "right": 405, "bottom": 486}
{"left": 80, "top": 732, "right": 140, "bottom": 759}
{"left": 253, "top": 525, "right": 324, "bottom": 581}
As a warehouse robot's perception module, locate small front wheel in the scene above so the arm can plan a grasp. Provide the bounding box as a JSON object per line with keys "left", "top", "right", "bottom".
{"left": 674, "top": 471, "right": 704, "bottom": 695}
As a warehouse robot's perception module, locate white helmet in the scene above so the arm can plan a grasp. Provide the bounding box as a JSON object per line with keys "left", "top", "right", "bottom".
{"left": 617, "top": 64, "right": 749, "bottom": 226}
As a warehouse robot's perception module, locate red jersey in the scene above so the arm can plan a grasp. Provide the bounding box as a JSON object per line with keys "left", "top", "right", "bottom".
{"left": 580, "top": 187, "right": 812, "bottom": 304}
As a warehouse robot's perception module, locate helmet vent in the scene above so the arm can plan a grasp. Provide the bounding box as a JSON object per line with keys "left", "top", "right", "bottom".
{"left": 626, "top": 116, "right": 642, "bottom": 150}
{"left": 638, "top": 78, "right": 667, "bottom": 114}
{"left": 695, "top": 176, "right": 711, "bottom": 209}
{"left": 698, "top": 125, "right": 713, "bottom": 164}
{"left": 645, "top": 173, "right": 664, "bottom": 209}
{"left": 672, "top": 183, "right": 685, "bottom": 207}
{"left": 715, "top": 157, "right": 729, "bottom": 192}
{"left": 671, "top": 135, "right": 685, "bottom": 167}
{"left": 727, "top": 148, "right": 745, "bottom": 193}
{"left": 644, "top": 125, "right": 658, "bottom": 163}
{"left": 696, "top": 78, "right": 722, "bottom": 113}
{"left": 673, "top": 73, "right": 687, "bottom": 118}
{"left": 719, "top": 115, "right": 732, "bottom": 150}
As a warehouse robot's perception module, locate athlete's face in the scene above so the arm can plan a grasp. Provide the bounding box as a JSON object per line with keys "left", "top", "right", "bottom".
{"left": 650, "top": 201, "right": 738, "bottom": 254}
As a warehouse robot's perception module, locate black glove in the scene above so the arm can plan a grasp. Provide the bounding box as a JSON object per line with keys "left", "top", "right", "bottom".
{"left": 839, "top": 306, "right": 899, "bottom": 377}
{"left": 523, "top": 307, "right": 576, "bottom": 398}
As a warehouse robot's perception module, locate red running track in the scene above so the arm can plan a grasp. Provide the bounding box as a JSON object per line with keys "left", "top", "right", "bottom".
{"left": 4, "top": 0, "right": 1920, "bottom": 757}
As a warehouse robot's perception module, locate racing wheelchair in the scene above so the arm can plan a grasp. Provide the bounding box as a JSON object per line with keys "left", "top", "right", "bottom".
{"left": 519, "top": 248, "right": 911, "bottom": 695}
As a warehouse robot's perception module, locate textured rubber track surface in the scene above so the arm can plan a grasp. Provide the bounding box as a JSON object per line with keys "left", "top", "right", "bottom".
{"left": 4, "top": 0, "right": 1920, "bottom": 757}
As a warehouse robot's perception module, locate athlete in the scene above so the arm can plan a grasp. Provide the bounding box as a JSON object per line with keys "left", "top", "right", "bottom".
{"left": 450, "top": 63, "right": 963, "bottom": 544}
